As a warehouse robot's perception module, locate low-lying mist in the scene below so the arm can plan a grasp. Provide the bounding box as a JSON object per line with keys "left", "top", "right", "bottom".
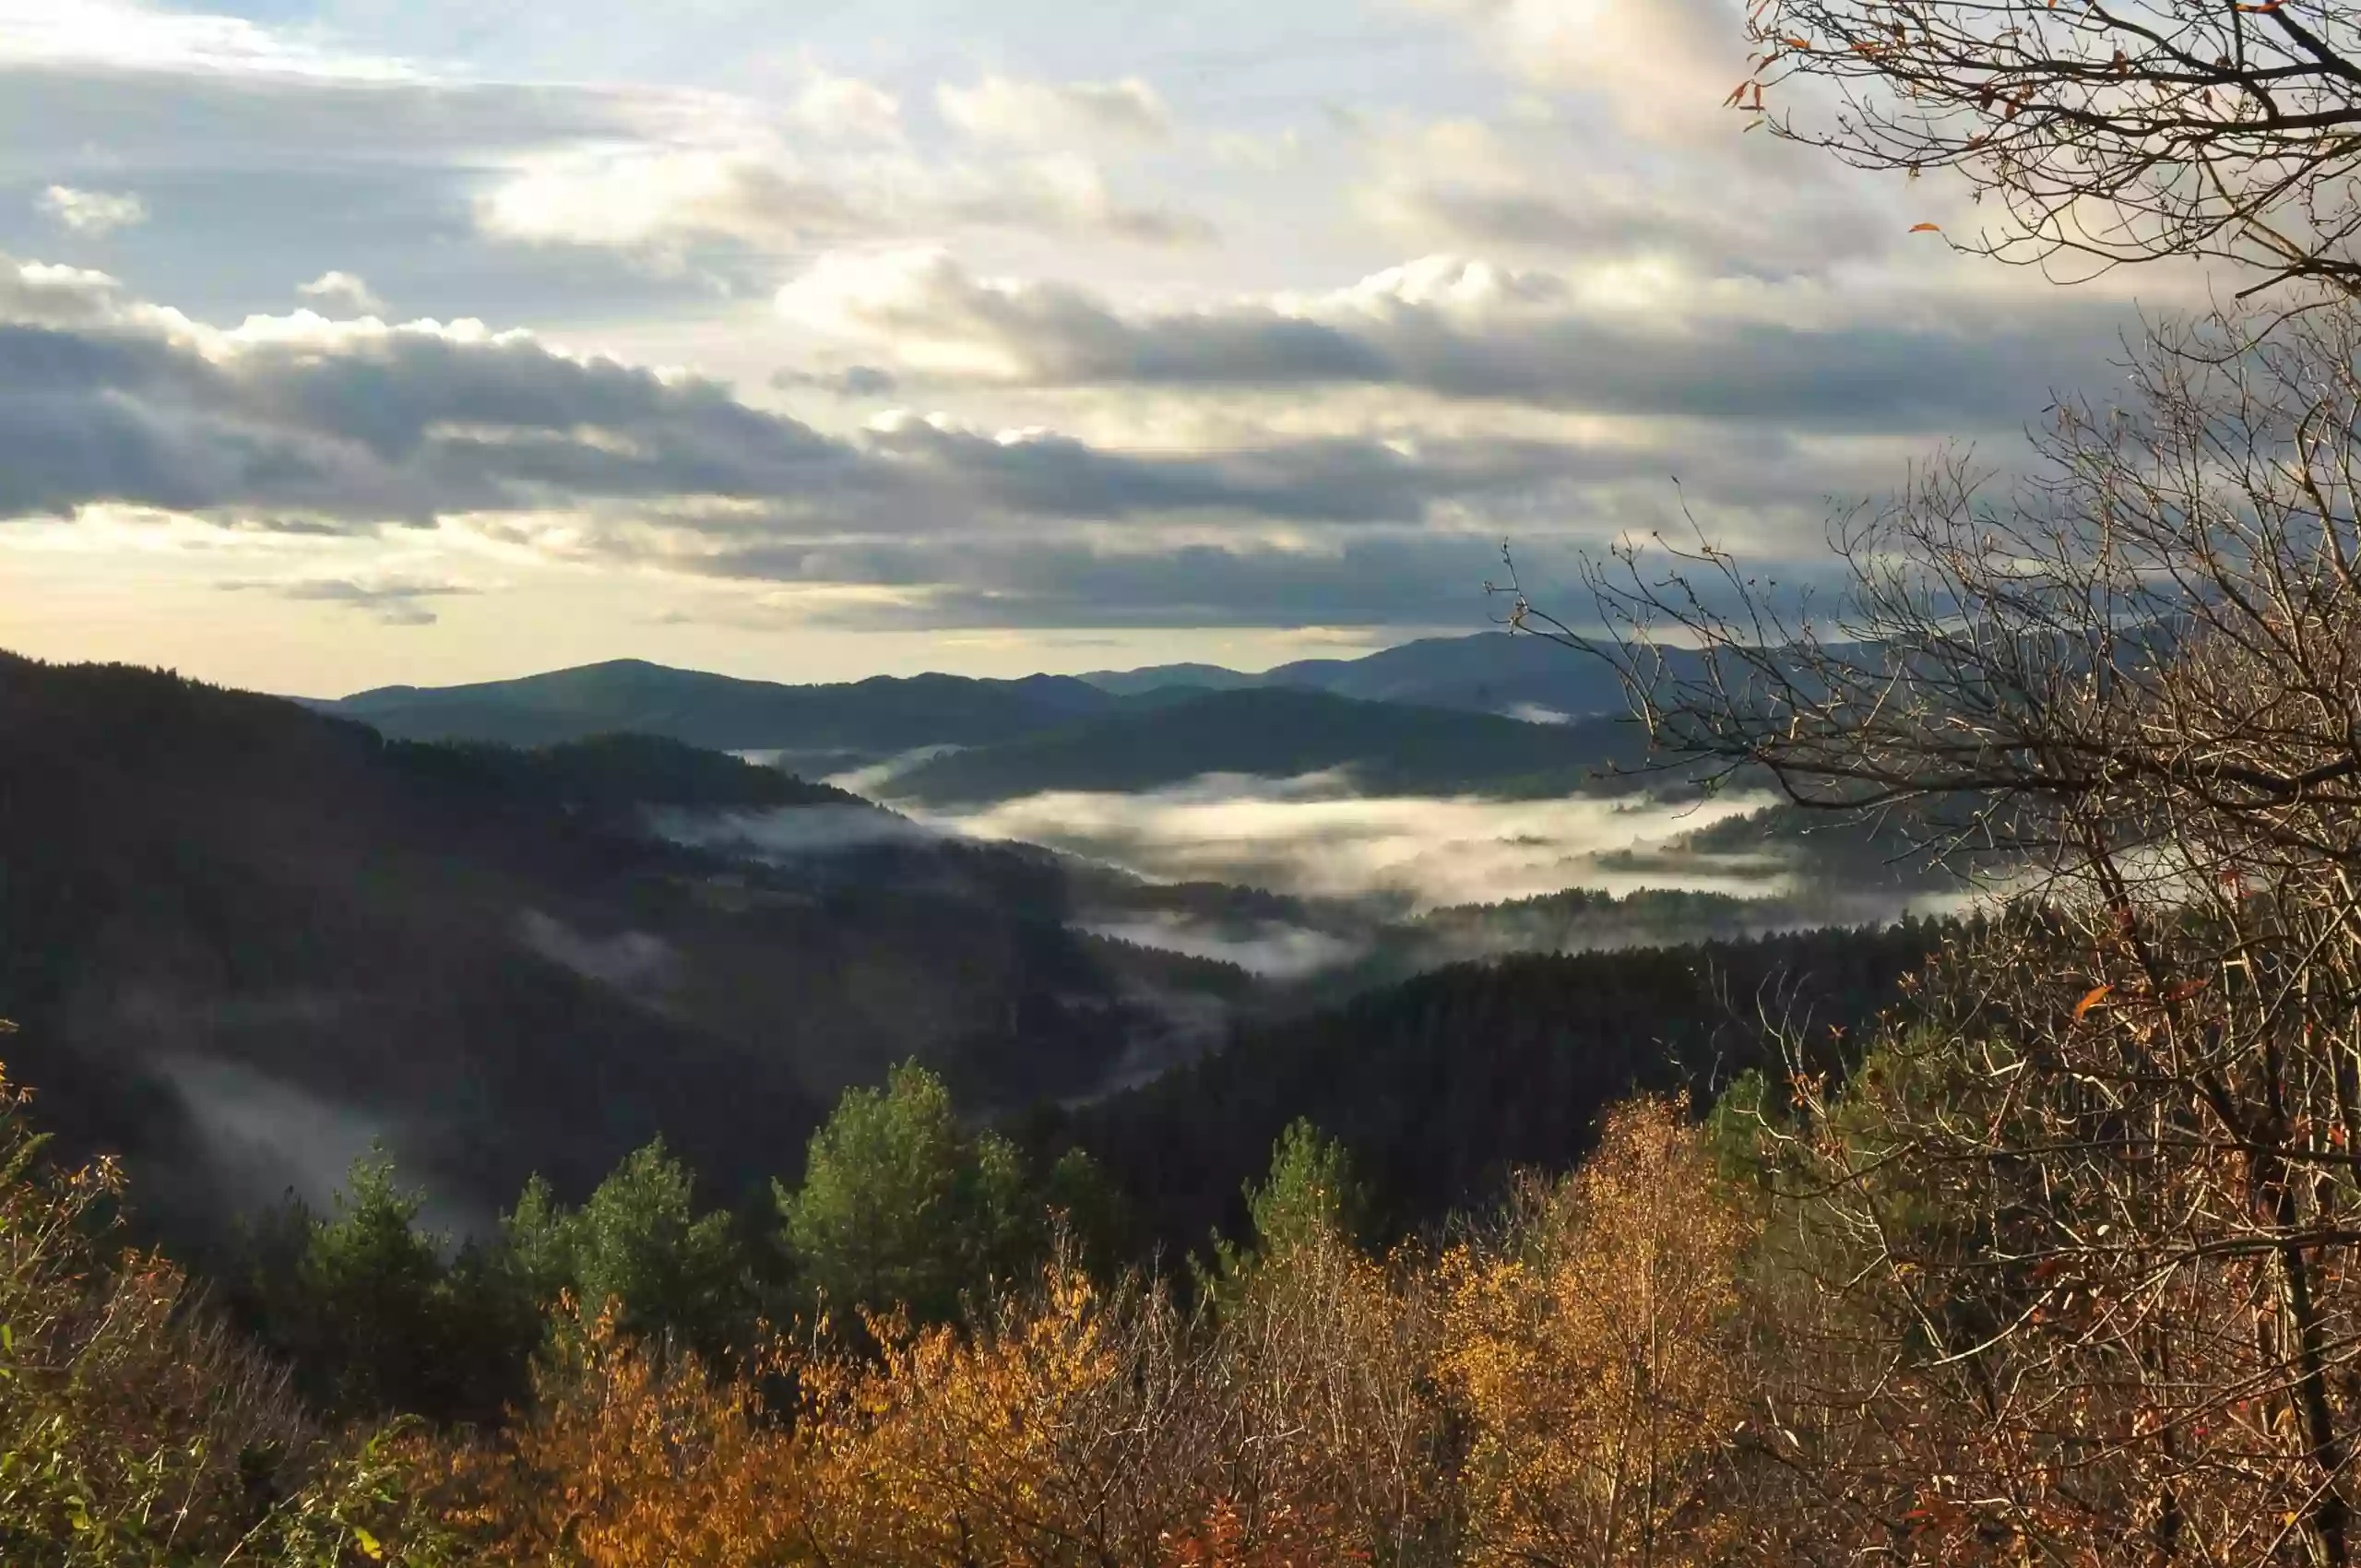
{"left": 1083, "top": 912, "right": 1371, "bottom": 980}
{"left": 650, "top": 802, "right": 937, "bottom": 857}
{"left": 920, "top": 773, "right": 1793, "bottom": 912}
{"left": 151, "top": 1054, "right": 483, "bottom": 1240}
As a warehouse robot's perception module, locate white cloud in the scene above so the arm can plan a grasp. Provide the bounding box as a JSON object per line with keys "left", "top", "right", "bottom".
{"left": 476, "top": 143, "right": 866, "bottom": 253}
{"left": 937, "top": 74, "right": 1170, "bottom": 147}
{"left": 0, "top": 255, "right": 129, "bottom": 324}
{"left": 480, "top": 140, "right": 1210, "bottom": 256}
{"left": 792, "top": 66, "right": 902, "bottom": 142}
{"left": 36, "top": 184, "right": 148, "bottom": 236}
{"left": 296, "top": 270, "right": 386, "bottom": 315}
{"left": 768, "top": 245, "right": 2107, "bottom": 439}
{"left": 1410, "top": 0, "right": 1748, "bottom": 143}
{"left": 0, "top": 0, "right": 419, "bottom": 81}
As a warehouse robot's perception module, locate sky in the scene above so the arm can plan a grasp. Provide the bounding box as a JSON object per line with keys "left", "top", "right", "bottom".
{"left": 0, "top": 0, "right": 2192, "bottom": 697}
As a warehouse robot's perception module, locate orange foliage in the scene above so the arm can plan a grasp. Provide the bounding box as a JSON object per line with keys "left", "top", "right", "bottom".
{"left": 433, "top": 1301, "right": 818, "bottom": 1568}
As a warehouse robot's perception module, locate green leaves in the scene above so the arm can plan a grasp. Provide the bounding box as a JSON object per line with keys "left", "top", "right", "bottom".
{"left": 779, "top": 1062, "right": 1062, "bottom": 1326}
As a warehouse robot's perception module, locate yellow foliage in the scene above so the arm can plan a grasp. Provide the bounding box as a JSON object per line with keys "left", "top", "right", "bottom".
{"left": 422, "top": 1101, "right": 1765, "bottom": 1568}
{"left": 1439, "top": 1097, "right": 1753, "bottom": 1568}
{"left": 797, "top": 1261, "right": 1203, "bottom": 1564}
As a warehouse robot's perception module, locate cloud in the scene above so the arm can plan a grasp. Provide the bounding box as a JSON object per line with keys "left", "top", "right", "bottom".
{"left": 0, "top": 226, "right": 2095, "bottom": 642}
{"left": 771, "top": 363, "right": 898, "bottom": 398}
{"left": 939, "top": 154, "right": 1216, "bottom": 247}
{"left": 793, "top": 66, "right": 902, "bottom": 142}
{"left": 775, "top": 247, "right": 2118, "bottom": 430}
{"left": 653, "top": 802, "right": 938, "bottom": 855}
{"left": 152, "top": 1053, "right": 397, "bottom": 1217}
{"left": 475, "top": 146, "right": 870, "bottom": 255}
{"left": 516, "top": 909, "right": 682, "bottom": 993}
{"left": 296, "top": 270, "right": 386, "bottom": 315}
{"left": 0, "top": 242, "right": 1934, "bottom": 637}
{"left": 1354, "top": 113, "right": 1892, "bottom": 278}
{"left": 37, "top": 184, "right": 147, "bottom": 235}
{"left": 1084, "top": 911, "right": 1367, "bottom": 980}
{"left": 937, "top": 75, "right": 1171, "bottom": 146}
{"left": 217, "top": 574, "right": 479, "bottom": 625}
{"left": 0, "top": 250, "right": 1614, "bottom": 587}
{"left": 1505, "top": 702, "right": 1574, "bottom": 724}
{"left": 1409, "top": 0, "right": 1749, "bottom": 143}
{"left": 477, "top": 142, "right": 1212, "bottom": 256}
{"left": 0, "top": 0, "right": 423, "bottom": 82}
{"left": 0, "top": 255, "right": 127, "bottom": 325}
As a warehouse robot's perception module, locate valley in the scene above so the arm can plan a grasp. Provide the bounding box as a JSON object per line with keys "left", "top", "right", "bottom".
{"left": 1, "top": 630, "right": 1949, "bottom": 1266}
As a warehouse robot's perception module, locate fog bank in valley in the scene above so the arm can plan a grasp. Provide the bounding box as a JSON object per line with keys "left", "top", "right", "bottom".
{"left": 921, "top": 773, "right": 1791, "bottom": 912}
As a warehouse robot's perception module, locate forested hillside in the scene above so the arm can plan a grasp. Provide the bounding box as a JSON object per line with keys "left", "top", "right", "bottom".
{"left": 0, "top": 654, "right": 1249, "bottom": 1250}
{"left": 1050, "top": 921, "right": 1944, "bottom": 1247}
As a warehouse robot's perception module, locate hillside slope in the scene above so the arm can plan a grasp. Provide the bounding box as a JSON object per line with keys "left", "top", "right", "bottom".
{"left": 1041, "top": 921, "right": 1945, "bottom": 1251}
{"left": 1082, "top": 631, "right": 1646, "bottom": 717}
{"left": 0, "top": 654, "right": 1243, "bottom": 1246}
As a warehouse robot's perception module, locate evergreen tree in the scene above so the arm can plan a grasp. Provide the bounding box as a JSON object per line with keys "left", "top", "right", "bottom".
{"left": 777, "top": 1061, "right": 1038, "bottom": 1324}
{"left": 500, "top": 1138, "right": 750, "bottom": 1358}
{"left": 1203, "top": 1118, "right": 1368, "bottom": 1301}
{"left": 237, "top": 1148, "right": 536, "bottom": 1424}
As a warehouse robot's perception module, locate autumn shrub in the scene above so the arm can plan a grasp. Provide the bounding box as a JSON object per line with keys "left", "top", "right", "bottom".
{"left": 0, "top": 1058, "right": 444, "bottom": 1566}
{"left": 430, "top": 1298, "right": 816, "bottom": 1568}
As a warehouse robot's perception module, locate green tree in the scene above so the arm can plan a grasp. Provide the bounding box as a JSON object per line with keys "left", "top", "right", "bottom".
{"left": 777, "top": 1061, "right": 1040, "bottom": 1324}
{"left": 1203, "top": 1119, "right": 1369, "bottom": 1301}
{"left": 240, "top": 1149, "right": 537, "bottom": 1424}
{"left": 1247, "top": 1119, "right": 1366, "bottom": 1257}
{"left": 500, "top": 1138, "right": 749, "bottom": 1358}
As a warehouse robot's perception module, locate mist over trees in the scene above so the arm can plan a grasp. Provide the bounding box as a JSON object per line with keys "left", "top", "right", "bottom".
{"left": 13, "top": 1, "right": 2361, "bottom": 1564}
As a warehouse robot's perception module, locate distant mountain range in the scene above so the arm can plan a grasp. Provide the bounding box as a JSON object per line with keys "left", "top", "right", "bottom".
{"left": 313, "top": 662, "right": 1122, "bottom": 770}
{"left": 306, "top": 633, "right": 1668, "bottom": 802}
{"left": 1079, "top": 631, "right": 1635, "bottom": 719}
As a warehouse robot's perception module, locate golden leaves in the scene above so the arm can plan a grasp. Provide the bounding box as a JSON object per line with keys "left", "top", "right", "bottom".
{"left": 1438, "top": 1099, "right": 1753, "bottom": 1568}
{"left": 418, "top": 1101, "right": 1767, "bottom": 1568}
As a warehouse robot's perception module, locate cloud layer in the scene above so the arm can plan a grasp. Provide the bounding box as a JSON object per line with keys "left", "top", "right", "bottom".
{"left": 0, "top": 0, "right": 2171, "bottom": 682}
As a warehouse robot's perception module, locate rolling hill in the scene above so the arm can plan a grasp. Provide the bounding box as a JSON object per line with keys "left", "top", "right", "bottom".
{"left": 1082, "top": 630, "right": 1645, "bottom": 718}
{"left": 1030, "top": 920, "right": 1947, "bottom": 1252}
{"left": 313, "top": 659, "right": 1122, "bottom": 763}
{"left": 872, "top": 685, "right": 1661, "bottom": 805}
